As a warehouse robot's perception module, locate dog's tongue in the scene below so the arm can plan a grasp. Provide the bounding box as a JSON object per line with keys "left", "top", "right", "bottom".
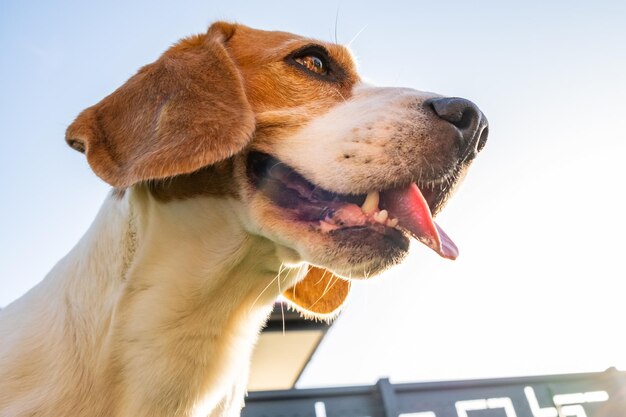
{"left": 381, "top": 184, "right": 458, "bottom": 260}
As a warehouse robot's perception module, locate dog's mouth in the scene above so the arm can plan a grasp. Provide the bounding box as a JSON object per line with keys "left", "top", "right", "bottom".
{"left": 246, "top": 151, "right": 458, "bottom": 260}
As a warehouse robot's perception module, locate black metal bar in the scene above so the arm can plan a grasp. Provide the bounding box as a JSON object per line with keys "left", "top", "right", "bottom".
{"left": 377, "top": 378, "right": 399, "bottom": 417}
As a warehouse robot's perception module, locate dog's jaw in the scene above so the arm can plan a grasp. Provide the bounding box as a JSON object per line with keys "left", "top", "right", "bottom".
{"left": 240, "top": 83, "right": 471, "bottom": 278}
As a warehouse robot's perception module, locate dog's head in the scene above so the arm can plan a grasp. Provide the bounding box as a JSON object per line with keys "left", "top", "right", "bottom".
{"left": 66, "top": 22, "right": 488, "bottom": 319}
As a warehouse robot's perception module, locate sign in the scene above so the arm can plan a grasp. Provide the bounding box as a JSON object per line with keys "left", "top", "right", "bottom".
{"left": 243, "top": 369, "right": 626, "bottom": 417}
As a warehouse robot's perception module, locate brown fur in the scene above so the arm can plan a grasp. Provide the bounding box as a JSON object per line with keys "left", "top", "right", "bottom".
{"left": 66, "top": 24, "right": 255, "bottom": 188}
{"left": 148, "top": 160, "right": 237, "bottom": 202}
{"left": 283, "top": 267, "right": 350, "bottom": 317}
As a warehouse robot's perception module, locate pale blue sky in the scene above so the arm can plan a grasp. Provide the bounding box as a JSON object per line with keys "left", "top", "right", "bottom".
{"left": 1, "top": 0, "right": 625, "bottom": 387}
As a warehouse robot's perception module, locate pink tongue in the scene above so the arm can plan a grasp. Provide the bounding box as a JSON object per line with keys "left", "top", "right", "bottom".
{"left": 381, "top": 184, "right": 458, "bottom": 260}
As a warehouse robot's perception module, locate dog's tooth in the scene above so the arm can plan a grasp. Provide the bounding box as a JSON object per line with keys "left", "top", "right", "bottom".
{"left": 387, "top": 217, "right": 398, "bottom": 228}
{"left": 361, "top": 191, "right": 380, "bottom": 214}
{"left": 374, "top": 209, "right": 388, "bottom": 223}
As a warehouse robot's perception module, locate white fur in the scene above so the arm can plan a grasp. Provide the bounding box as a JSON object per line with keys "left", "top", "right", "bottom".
{"left": 273, "top": 83, "right": 441, "bottom": 195}
{"left": 0, "top": 187, "right": 304, "bottom": 417}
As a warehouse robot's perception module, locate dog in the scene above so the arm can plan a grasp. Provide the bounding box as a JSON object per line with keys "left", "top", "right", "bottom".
{"left": 0, "top": 22, "right": 488, "bottom": 417}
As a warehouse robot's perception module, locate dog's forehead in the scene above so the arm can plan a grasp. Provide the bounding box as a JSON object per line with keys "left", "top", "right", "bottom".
{"left": 223, "top": 24, "right": 360, "bottom": 112}
{"left": 228, "top": 24, "right": 356, "bottom": 66}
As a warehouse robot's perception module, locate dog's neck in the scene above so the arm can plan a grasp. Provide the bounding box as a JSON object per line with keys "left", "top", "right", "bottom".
{"left": 109, "top": 188, "right": 299, "bottom": 416}
{"left": 2, "top": 188, "right": 302, "bottom": 417}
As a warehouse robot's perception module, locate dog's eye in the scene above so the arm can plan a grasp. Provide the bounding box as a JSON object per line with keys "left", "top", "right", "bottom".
{"left": 294, "top": 53, "right": 328, "bottom": 76}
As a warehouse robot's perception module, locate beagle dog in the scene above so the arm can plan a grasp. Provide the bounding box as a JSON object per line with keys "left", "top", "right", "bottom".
{"left": 0, "top": 22, "right": 488, "bottom": 417}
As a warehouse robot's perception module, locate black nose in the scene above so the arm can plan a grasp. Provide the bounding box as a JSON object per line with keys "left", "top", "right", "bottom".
{"left": 426, "top": 97, "right": 489, "bottom": 160}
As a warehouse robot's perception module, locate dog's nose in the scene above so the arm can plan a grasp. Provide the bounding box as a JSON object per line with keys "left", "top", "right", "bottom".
{"left": 427, "top": 97, "right": 489, "bottom": 160}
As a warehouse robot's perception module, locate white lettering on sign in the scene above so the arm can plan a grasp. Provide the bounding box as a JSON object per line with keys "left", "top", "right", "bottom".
{"left": 455, "top": 397, "right": 517, "bottom": 417}
{"left": 307, "top": 386, "right": 610, "bottom": 417}
{"left": 314, "top": 401, "right": 327, "bottom": 417}
{"left": 525, "top": 386, "right": 559, "bottom": 417}
{"left": 553, "top": 391, "right": 610, "bottom": 406}
{"left": 524, "top": 386, "right": 609, "bottom": 417}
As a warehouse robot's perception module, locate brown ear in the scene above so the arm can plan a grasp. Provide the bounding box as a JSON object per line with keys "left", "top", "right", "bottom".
{"left": 283, "top": 266, "right": 350, "bottom": 320}
{"left": 66, "top": 22, "right": 254, "bottom": 188}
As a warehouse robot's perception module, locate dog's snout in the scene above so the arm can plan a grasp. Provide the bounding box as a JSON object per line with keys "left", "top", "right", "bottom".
{"left": 426, "top": 97, "right": 489, "bottom": 160}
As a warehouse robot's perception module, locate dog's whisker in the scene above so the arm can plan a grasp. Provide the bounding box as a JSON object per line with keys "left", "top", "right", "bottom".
{"left": 314, "top": 268, "right": 330, "bottom": 285}
{"left": 268, "top": 160, "right": 288, "bottom": 176}
{"left": 276, "top": 263, "right": 286, "bottom": 335}
{"left": 334, "top": 7, "right": 340, "bottom": 44}
{"left": 347, "top": 24, "right": 368, "bottom": 47}
{"left": 249, "top": 270, "right": 281, "bottom": 312}
{"left": 308, "top": 274, "right": 341, "bottom": 310}
{"left": 292, "top": 274, "right": 298, "bottom": 299}
{"left": 332, "top": 87, "right": 348, "bottom": 103}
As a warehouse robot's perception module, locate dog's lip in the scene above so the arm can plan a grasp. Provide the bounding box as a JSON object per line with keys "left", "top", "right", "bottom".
{"left": 245, "top": 151, "right": 446, "bottom": 213}
{"left": 328, "top": 225, "right": 409, "bottom": 252}
{"left": 246, "top": 151, "right": 458, "bottom": 259}
{"left": 246, "top": 151, "right": 368, "bottom": 214}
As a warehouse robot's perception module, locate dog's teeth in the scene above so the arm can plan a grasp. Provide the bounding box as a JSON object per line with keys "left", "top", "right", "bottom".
{"left": 374, "top": 209, "right": 388, "bottom": 223}
{"left": 387, "top": 217, "right": 398, "bottom": 227}
{"left": 361, "top": 191, "right": 380, "bottom": 214}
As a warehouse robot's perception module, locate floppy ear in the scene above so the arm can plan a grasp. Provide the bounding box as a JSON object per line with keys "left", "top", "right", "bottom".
{"left": 283, "top": 266, "right": 350, "bottom": 320}
{"left": 65, "top": 22, "right": 254, "bottom": 188}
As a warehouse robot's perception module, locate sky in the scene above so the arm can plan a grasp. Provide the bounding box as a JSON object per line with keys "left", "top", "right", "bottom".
{"left": 1, "top": 0, "right": 625, "bottom": 388}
